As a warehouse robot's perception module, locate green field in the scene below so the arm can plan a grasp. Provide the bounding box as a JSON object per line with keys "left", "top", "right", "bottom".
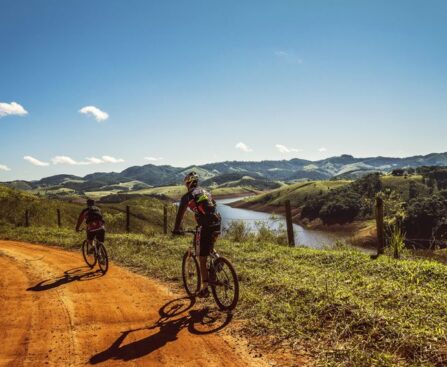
{"left": 1, "top": 225, "right": 447, "bottom": 366}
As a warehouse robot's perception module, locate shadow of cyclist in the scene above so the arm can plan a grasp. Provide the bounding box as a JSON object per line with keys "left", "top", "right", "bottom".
{"left": 27, "top": 266, "right": 103, "bottom": 292}
{"left": 89, "top": 296, "right": 233, "bottom": 364}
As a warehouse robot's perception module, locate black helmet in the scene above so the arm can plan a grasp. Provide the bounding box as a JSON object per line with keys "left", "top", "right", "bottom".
{"left": 184, "top": 171, "right": 199, "bottom": 190}
{"left": 87, "top": 199, "right": 95, "bottom": 207}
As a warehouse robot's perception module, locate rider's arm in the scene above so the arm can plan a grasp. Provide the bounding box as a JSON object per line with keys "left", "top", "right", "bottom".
{"left": 75, "top": 209, "right": 87, "bottom": 231}
{"left": 173, "top": 194, "right": 189, "bottom": 232}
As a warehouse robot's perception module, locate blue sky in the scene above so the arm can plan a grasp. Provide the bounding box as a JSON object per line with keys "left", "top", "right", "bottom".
{"left": 1, "top": 0, "right": 447, "bottom": 180}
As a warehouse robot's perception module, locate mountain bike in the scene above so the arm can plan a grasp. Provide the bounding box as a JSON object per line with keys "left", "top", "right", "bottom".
{"left": 81, "top": 229, "right": 109, "bottom": 274}
{"left": 181, "top": 229, "right": 239, "bottom": 311}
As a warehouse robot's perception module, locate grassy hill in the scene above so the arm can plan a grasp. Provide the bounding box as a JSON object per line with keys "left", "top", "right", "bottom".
{"left": 242, "top": 180, "right": 351, "bottom": 208}
{"left": 239, "top": 175, "right": 427, "bottom": 209}
{"left": 0, "top": 184, "right": 186, "bottom": 234}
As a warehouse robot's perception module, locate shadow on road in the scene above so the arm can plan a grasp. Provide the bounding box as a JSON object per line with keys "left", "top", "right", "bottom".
{"left": 89, "top": 296, "right": 233, "bottom": 364}
{"left": 27, "top": 266, "right": 103, "bottom": 292}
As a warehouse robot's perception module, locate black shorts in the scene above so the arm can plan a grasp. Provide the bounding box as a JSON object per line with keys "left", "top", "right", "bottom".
{"left": 87, "top": 229, "right": 105, "bottom": 243}
{"left": 195, "top": 223, "right": 221, "bottom": 256}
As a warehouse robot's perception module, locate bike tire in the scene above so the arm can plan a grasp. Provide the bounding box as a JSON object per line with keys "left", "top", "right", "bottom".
{"left": 182, "top": 251, "right": 200, "bottom": 296}
{"left": 210, "top": 257, "right": 239, "bottom": 311}
{"left": 97, "top": 243, "right": 109, "bottom": 274}
{"left": 82, "top": 240, "right": 97, "bottom": 268}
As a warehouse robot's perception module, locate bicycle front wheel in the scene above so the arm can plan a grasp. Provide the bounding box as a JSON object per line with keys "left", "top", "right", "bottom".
{"left": 182, "top": 251, "right": 200, "bottom": 296}
{"left": 96, "top": 243, "right": 109, "bottom": 274}
{"left": 82, "top": 240, "right": 97, "bottom": 268}
{"left": 210, "top": 257, "right": 239, "bottom": 311}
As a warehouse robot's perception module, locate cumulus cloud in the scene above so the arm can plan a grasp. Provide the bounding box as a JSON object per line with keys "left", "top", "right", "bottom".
{"left": 0, "top": 164, "right": 11, "bottom": 171}
{"left": 79, "top": 106, "right": 109, "bottom": 122}
{"left": 0, "top": 101, "right": 28, "bottom": 117}
{"left": 275, "top": 144, "right": 301, "bottom": 154}
{"left": 144, "top": 156, "right": 164, "bottom": 162}
{"left": 235, "top": 142, "right": 253, "bottom": 152}
{"left": 318, "top": 147, "right": 327, "bottom": 152}
{"left": 24, "top": 156, "right": 50, "bottom": 166}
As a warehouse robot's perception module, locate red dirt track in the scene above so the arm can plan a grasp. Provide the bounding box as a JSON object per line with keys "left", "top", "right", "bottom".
{"left": 0, "top": 241, "right": 268, "bottom": 367}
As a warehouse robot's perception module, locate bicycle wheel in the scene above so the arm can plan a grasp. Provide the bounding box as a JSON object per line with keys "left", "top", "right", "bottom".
{"left": 210, "top": 257, "right": 239, "bottom": 311}
{"left": 96, "top": 243, "right": 109, "bottom": 274}
{"left": 182, "top": 251, "right": 200, "bottom": 296}
{"left": 82, "top": 240, "right": 97, "bottom": 268}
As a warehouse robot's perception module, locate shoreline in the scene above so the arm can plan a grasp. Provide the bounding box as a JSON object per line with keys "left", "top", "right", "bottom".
{"left": 230, "top": 198, "right": 378, "bottom": 248}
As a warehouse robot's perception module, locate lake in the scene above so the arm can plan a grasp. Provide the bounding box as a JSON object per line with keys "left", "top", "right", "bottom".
{"left": 216, "top": 197, "right": 349, "bottom": 249}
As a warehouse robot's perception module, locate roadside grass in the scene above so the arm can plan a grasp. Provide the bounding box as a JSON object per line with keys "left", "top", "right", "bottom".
{"left": 2, "top": 224, "right": 447, "bottom": 366}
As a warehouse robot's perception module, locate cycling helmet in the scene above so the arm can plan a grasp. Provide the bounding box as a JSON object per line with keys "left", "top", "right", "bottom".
{"left": 184, "top": 171, "right": 199, "bottom": 190}
{"left": 87, "top": 199, "right": 95, "bottom": 207}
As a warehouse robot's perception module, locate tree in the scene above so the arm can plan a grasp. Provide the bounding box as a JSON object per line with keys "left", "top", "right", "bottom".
{"left": 392, "top": 169, "right": 405, "bottom": 176}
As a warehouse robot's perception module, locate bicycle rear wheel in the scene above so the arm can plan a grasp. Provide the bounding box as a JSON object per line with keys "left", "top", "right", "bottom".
{"left": 210, "top": 257, "right": 239, "bottom": 311}
{"left": 82, "top": 240, "right": 97, "bottom": 268}
{"left": 182, "top": 251, "right": 200, "bottom": 296}
{"left": 96, "top": 243, "right": 109, "bottom": 274}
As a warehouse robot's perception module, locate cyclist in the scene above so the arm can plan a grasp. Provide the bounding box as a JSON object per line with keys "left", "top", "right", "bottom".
{"left": 173, "top": 172, "right": 221, "bottom": 298}
{"left": 75, "top": 199, "right": 105, "bottom": 247}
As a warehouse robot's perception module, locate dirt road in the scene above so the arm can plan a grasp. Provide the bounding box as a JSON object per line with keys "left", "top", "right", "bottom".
{"left": 0, "top": 240, "right": 268, "bottom": 367}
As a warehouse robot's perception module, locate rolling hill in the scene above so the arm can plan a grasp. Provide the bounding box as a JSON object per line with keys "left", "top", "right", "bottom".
{"left": 4, "top": 152, "right": 447, "bottom": 195}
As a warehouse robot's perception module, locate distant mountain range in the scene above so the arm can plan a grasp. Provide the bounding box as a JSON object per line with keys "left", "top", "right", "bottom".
{"left": 4, "top": 152, "right": 447, "bottom": 193}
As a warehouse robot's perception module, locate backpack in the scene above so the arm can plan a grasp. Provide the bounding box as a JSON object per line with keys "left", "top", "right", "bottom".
{"left": 86, "top": 206, "right": 104, "bottom": 224}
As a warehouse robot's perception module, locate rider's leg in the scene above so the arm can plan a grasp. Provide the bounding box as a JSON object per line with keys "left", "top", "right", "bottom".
{"left": 199, "top": 256, "right": 208, "bottom": 290}
{"left": 86, "top": 231, "right": 95, "bottom": 252}
{"left": 96, "top": 229, "right": 105, "bottom": 246}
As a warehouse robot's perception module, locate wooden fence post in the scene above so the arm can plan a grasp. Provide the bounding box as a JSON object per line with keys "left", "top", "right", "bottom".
{"left": 126, "top": 205, "right": 130, "bottom": 233}
{"left": 285, "top": 200, "right": 295, "bottom": 246}
{"left": 25, "top": 209, "right": 29, "bottom": 227}
{"left": 57, "top": 209, "right": 61, "bottom": 227}
{"left": 163, "top": 205, "right": 168, "bottom": 234}
{"left": 375, "top": 196, "right": 385, "bottom": 256}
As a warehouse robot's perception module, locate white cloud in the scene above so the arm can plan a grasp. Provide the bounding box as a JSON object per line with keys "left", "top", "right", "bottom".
{"left": 79, "top": 106, "right": 109, "bottom": 122}
{"left": 0, "top": 101, "right": 28, "bottom": 117}
{"left": 0, "top": 164, "right": 11, "bottom": 171}
{"left": 85, "top": 157, "right": 104, "bottom": 164}
{"left": 144, "top": 156, "right": 164, "bottom": 162}
{"left": 318, "top": 147, "right": 327, "bottom": 152}
{"left": 24, "top": 156, "right": 50, "bottom": 167}
{"left": 51, "top": 155, "right": 124, "bottom": 165}
{"left": 274, "top": 51, "right": 289, "bottom": 57}
{"left": 275, "top": 144, "right": 301, "bottom": 154}
{"left": 101, "top": 155, "right": 124, "bottom": 163}
{"left": 235, "top": 142, "right": 253, "bottom": 153}
{"left": 274, "top": 50, "right": 303, "bottom": 64}
{"left": 51, "top": 156, "right": 83, "bottom": 165}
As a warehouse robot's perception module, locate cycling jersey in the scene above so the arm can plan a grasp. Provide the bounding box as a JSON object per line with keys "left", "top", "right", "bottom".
{"left": 174, "top": 186, "right": 221, "bottom": 229}
{"left": 76, "top": 206, "right": 105, "bottom": 232}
